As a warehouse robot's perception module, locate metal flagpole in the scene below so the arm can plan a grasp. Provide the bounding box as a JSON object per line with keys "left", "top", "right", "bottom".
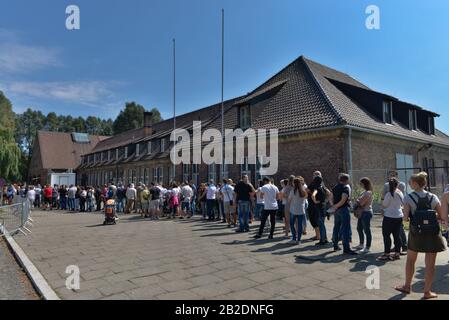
{"left": 173, "top": 38, "right": 176, "bottom": 183}
{"left": 221, "top": 9, "right": 225, "bottom": 180}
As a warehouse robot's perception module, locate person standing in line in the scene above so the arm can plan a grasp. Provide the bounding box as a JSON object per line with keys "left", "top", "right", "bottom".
{"left": 280, "top": 179, "right": 292, "bottom": 237}
{"left": 87, "top": 187, "right": 95, "bottom": 212}
{"left": 136, "top": 182, "right": 144, "bottom": 215}
{"left": 59, "top": 185, "right": 67, "bottom": 210}
{"left": 140, "top": 184, "right": 150, "bottom": 218}
{"left": 309, "top": 175, "right": 329, "bottom": 245}
{"left": 234, "top": 175, "right": 255, "bottom": 233}
{"left": 198, "top": 183, "right": 207, "bottom": 220}
{"left": 180, "top": 182, "right": 194, "bottom": 219}
{"left": 395, "top": 172, "right": 447, "bottom": 300}
{"left": 330, "top": 174, "right": 357, "bottom": 255}
{"left": 287, "top": 177, "right": 307, "bottom": 244}
{"left": 216, "top": 182, "right": 225, "bottom": 222}
{"left": 189, "top": 180, "right": 197, "bottom": 217}
{"left": 382, "top": 171, "right": 408, "bottom": 255}
{"left": 221, "top": 179, "right": 235, "bottom": 228}
{"left": 116, "top": 184, "right": 125, "bottom": 213}
{"left": 378, "top": 178, "right": 404, "bottom": 261}
{"left": 26, "top": 186, "right": 36, "bottom": 209}
{"left": 34, "top": 184, "right": 42, "bottom": 208}
{"left": 254, "top": 180, "right": 265, "bottom": 221}
{"left": 206, "top": 180, "right": 217, "bottom": 221}
{"left": 95, "top": 186, "right": 103, "bottom": 211}
{"left": 255, "top": 177, "right": 279, "bottom": 239}
{"left": 43, "top": 185, "right": 53, "bottom": 211}
{"left": 149, "top": 182, "right": 161, "bottom": 220}
{"left": 125, "top": 183, "right": 137, "bottom": 214}
{"left": 353, "top": 178, "right": 374, "bottom": 253}
{"left": 51, "top": 185, "right": 59, "bottom": 209}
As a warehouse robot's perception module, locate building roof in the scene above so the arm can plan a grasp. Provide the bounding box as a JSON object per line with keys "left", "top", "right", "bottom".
{"left": 36, "top": 131, "right": 108, "bottom": 170}
{"left": 81, "top": 55, "right": 449, "bottom": 161}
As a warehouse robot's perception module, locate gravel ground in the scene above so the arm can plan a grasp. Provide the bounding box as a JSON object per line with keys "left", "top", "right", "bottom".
{"left": 0, "top": 238, "right": 39, "bottom": 300}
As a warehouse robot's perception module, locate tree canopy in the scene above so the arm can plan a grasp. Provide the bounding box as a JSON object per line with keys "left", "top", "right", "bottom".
{"left": 112, "top": 102, "right": 162, "bottom": 135}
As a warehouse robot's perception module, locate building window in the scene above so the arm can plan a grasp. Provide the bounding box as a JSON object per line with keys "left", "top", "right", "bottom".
{"left": 382, "top": 101, "right": 393, "bottom": 124}
{"left": 183, "top": 164, "right": 190, "bottom": 183}
{"left": 428, "top": 116, "right": 435, "bottom": 135}
{"left": 157, "top": 167, "right": 163, "bottom": 184}
{"left": 240, "top": 156, "right": 251, "bottom": 178}
{"left": 147, "top": 141, "right": 152, "bottom": 155}
{"left": 221, "top": 164, "right": 229, "bottom": 180}
{"left": 239, "top": 105, "right": 251, "bottom": 129}
{"left": 116, "top": 148, "right": 119, "bottom": 159}
{"left": 160, "top": 139, "right": 165, "bottom": 152}
{"left": 409, "top": 109, "right": 417, "bottom": 130}
{"left": 136, "top": 143, "right": 140, "bottom": 156}
{"left": 125, "top": 146, "right": 128, "bottom": 158}
{"left": 208, "top": 163, "right": 217, "bottom": 183}
{"left": 192, "top": 164, "right": 199, "bottom": 186}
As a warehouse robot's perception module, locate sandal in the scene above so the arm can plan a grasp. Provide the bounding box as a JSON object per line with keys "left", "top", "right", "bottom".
{"left": 391, "top": 253, "right": 401, "bottom": 261}
{"left": 423, "top": 291, "right": 438, "bottom": 300}
{"left": 394, "top": 285, "right": 411, "bottom": 295}
{"left": 377, "top": 254, "right": 393, "bottom": 261}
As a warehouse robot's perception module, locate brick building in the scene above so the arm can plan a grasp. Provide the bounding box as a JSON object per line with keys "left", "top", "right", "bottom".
{"left": 28, "top": 131, "right": 108, "bottom": 185}
{"left": 77, "top": 56, "right": 449, "bottom": 194}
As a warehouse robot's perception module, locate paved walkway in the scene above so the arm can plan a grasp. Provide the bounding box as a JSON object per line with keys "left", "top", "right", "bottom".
{"left": 12, "top": 210, "right": 449, "bottom": 300}
{"left": 0, "top": 238, "right": 39, "bottom": 300}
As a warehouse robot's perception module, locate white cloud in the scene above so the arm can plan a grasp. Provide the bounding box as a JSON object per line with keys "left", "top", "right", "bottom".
{"left": 1, "top": 80, "right": 124, "bottom": 108}
{"left": 0, "top": 43, "right": 63, "bottom": 74}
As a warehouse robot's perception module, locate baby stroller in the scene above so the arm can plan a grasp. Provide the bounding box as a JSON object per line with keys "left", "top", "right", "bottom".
{"left": 104, "top": 199, "right": 118, "bottom": 225}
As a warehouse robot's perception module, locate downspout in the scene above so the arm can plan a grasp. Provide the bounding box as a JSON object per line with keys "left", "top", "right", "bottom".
{"left": 347, "top": 128, "right": 353, "bottom": 179}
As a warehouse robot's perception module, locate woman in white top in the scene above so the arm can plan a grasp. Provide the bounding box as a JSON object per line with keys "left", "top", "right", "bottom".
{"left": 254, "top": 180, "right": 265, "bottom": 221}
{"left": 378, "top": 178, "right": 404, "bottom": 261}
{"left": 288, "top": 177, "right": 308, "bottom": 244}
{"left": 395, "top": 172, "right": 447, "bottom": 300}
{"left": 27, "top": 186, "right": 36, "bottom": 208}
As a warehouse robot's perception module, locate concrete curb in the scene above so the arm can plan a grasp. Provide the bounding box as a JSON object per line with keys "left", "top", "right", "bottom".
{"left": 3, "top": 230, "right": 60, "bottom": 300}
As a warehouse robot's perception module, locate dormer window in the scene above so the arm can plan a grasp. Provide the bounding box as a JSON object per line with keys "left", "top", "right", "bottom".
{"left": 147, "top": 141, "right": 152, "bottom": 155}
{"left": 239, "top": 105, "right": 251, "bottom": 129}
{"left": 409, "top": 109, "right": 417, "bottom": 130}
{"left": 160, "top": 139, "right": 165, "bottom": 152}
{"left": 382, "top": 101, "right": 393, "bottom": 124}
{"left": 136, "top": 143, "right": 140, "bottom": 156}
{"left": 116, "top": 148, "right": 119, "bottom": 159}
{"left": 125, "top": 146, "right": 128, "bottom": 158}
{"left": 428, "top": 116, "right": 435, "bottom": 135}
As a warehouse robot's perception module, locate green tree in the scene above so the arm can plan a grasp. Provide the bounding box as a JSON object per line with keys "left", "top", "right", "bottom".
{"left": 44, "top": 112, "right": 59, "bottom": 131}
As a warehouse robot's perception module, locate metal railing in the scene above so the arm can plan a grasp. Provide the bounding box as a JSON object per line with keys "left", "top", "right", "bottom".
{"left": 0, "top": 199, "right": 33, "bottom": 236}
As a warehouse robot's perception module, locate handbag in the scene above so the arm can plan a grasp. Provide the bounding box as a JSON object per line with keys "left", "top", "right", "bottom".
{"left": 353, "top": 202, "right": 364, "bottom": 219}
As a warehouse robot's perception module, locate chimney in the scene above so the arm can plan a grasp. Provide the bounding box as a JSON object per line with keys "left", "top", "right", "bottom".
{"left": 143, "top": 111, "right": 153, "bottom": 135}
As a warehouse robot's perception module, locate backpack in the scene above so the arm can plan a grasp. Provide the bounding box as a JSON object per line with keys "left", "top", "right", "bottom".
{"left": 409, "top": 192, "right": 440, "bottom": 236}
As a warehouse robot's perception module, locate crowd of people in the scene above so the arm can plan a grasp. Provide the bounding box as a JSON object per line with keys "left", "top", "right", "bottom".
{"left": 2, "top": 169, "right": 449, "bottom": 299}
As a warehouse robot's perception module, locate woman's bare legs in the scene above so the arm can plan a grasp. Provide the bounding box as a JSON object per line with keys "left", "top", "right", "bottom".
{"left": 395, "top": 250, "right": 417, "bottom": 294}
{"left": 423, "top": 252, "right": 438, "bottom": 299}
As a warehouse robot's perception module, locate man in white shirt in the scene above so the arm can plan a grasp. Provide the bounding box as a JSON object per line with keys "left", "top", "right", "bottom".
{"left": 255, "top": 177, "right": 280, "bottom": 239}
{"left": 221, "top": 179, "right": 235, "bottom": 228}
{"left": 27, "top": 186, "right": 36, "bottom": 209}
{"left": 180, "top": 182, "right": 194, "bottom": 218}
{"left": 206, "top": 180, "right": 217, "bottom": 221}
{"left": 125, "top": 184, "right": 137, "bottom": 214}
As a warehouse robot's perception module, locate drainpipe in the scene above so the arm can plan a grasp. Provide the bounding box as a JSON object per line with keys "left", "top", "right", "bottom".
{"left": 347, "top": 128, "right": 353, "bottom": 179}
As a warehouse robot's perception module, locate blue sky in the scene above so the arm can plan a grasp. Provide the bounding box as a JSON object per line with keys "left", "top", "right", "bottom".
{"left": 1, "top": 0, "right": 448, "bottom": 132}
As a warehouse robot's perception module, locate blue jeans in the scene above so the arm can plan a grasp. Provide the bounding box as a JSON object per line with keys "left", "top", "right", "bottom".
{"left": 318, "top": 212, "right": 327, "bottom": 242}
{"left": 60, "top": 197, "right": 67, "bottom": 210}
{"left": 332, "top": 207, "right": 351, "bottom": 252}
{"left": 206, "top": 199, "right": 216, "bottom": 219}
{"left": 254, "top": 203, "right": 264, "bottom": 220}
{"left": 68, "top": 198, "right": 75, "bottom": 210}
{"left": 191, "top": 199, "right": 196, "bottom": 216}
{"left": 116, "top": 198, "right": 125, "bottom": 213}
{"left": 290, "top": 214, "right": 306, "bottom": 241}
{"left": 238, "top": 200, "right": 251, "bottom": 231}
{"left": 87, "top": 198, "right": 93, "bottom": 212}
{"left": 357, "top": 211, "right": 373, "bottom": 248}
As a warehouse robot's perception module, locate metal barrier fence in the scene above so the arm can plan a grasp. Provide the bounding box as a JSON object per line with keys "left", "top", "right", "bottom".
{"left": 0, "top": 199, "right": 33, "bottom": 236}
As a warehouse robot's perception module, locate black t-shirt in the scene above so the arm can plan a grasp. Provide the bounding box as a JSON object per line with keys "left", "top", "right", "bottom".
{"left": 234, "top": 182, "right": 254, "bottom": 201}
{"left": 150, "top": 187, "right": 160, "bottom": 200}
{"left": 59, "top": 188, "right": 67, "bottom": 197}
{"left": 332, "top": 183, "right": 351, "bottom": 208}
{"left": 308, "top": 182, "right": 326, "bottom": 205}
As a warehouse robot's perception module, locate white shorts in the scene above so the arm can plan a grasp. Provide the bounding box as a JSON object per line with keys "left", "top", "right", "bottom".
{"left": 149, "top": 199, "right": 160, "bottom": 210}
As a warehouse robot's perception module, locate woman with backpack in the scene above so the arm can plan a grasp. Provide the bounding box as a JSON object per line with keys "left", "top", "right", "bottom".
{"left": 395, "top": 172, "right": 447, "bottom": 300}
{"left": 378, "top": 178, "right": 404, "bottom": 261}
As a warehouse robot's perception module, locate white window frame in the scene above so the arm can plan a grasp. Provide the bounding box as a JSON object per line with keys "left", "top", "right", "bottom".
{"left": 125, "top": 146, "right": 128, "bottom": 158}
{"left": 409, "top": 109, "right": 417, "bottom": 131}
{"left": 160, "top": 139, "right": 165, "bottom": 152}
{"left": 147, "top": 141, "right": 152, "bottom": 155}
{"left": 136, "top": 143, "right": 140, "bottom": 156}
{"left": 239, "top": 105, "right": 251, "bottom": 129}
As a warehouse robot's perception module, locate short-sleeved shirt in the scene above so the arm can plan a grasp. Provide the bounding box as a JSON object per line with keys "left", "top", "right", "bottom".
{"left": 234, "top": 182, "right": 255, "bottom": 202}
{"left": 260, "top": 184, "right": 279, "bottom": 210}
{"left": 289, "top": 189, "right": 307, "bottom": 215}
{"left": 181, "top": 185, "right": 193, "bottom": 202}
{"left": 221, "top": 184, "right": 234, "bottom": 203}
{"left": 405, "top": 191, "right": 440, "bottom": 214}
{"left": 44, "top": 187, "right": 52, "bottom": 199}
{"left": 206, "top": 185, "right": 217, "bottom": 200}
{"left": 281, "top": 185, "right": 293, "bottom": 205}
{"left": 150, "top": 187, "right": 160, "bottom": 200}
{"left": 141, "top": 189, "right": 150, "bottom": 202}
{"left": 383, "top": 181, "right": 406, "bottom": 198}
{"left": 332, "top": 184, "right": 351, "bottom": 208}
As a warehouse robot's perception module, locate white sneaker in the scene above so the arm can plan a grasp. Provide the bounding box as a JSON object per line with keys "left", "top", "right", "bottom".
{"left": 353, "top": 244, "right": 364, "bottom": 250}
{"left": 360, "top": 247, "right": 370, "bottom": 253}
{"left": 288, "top": 239, "right": 297, "bottom": 244}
